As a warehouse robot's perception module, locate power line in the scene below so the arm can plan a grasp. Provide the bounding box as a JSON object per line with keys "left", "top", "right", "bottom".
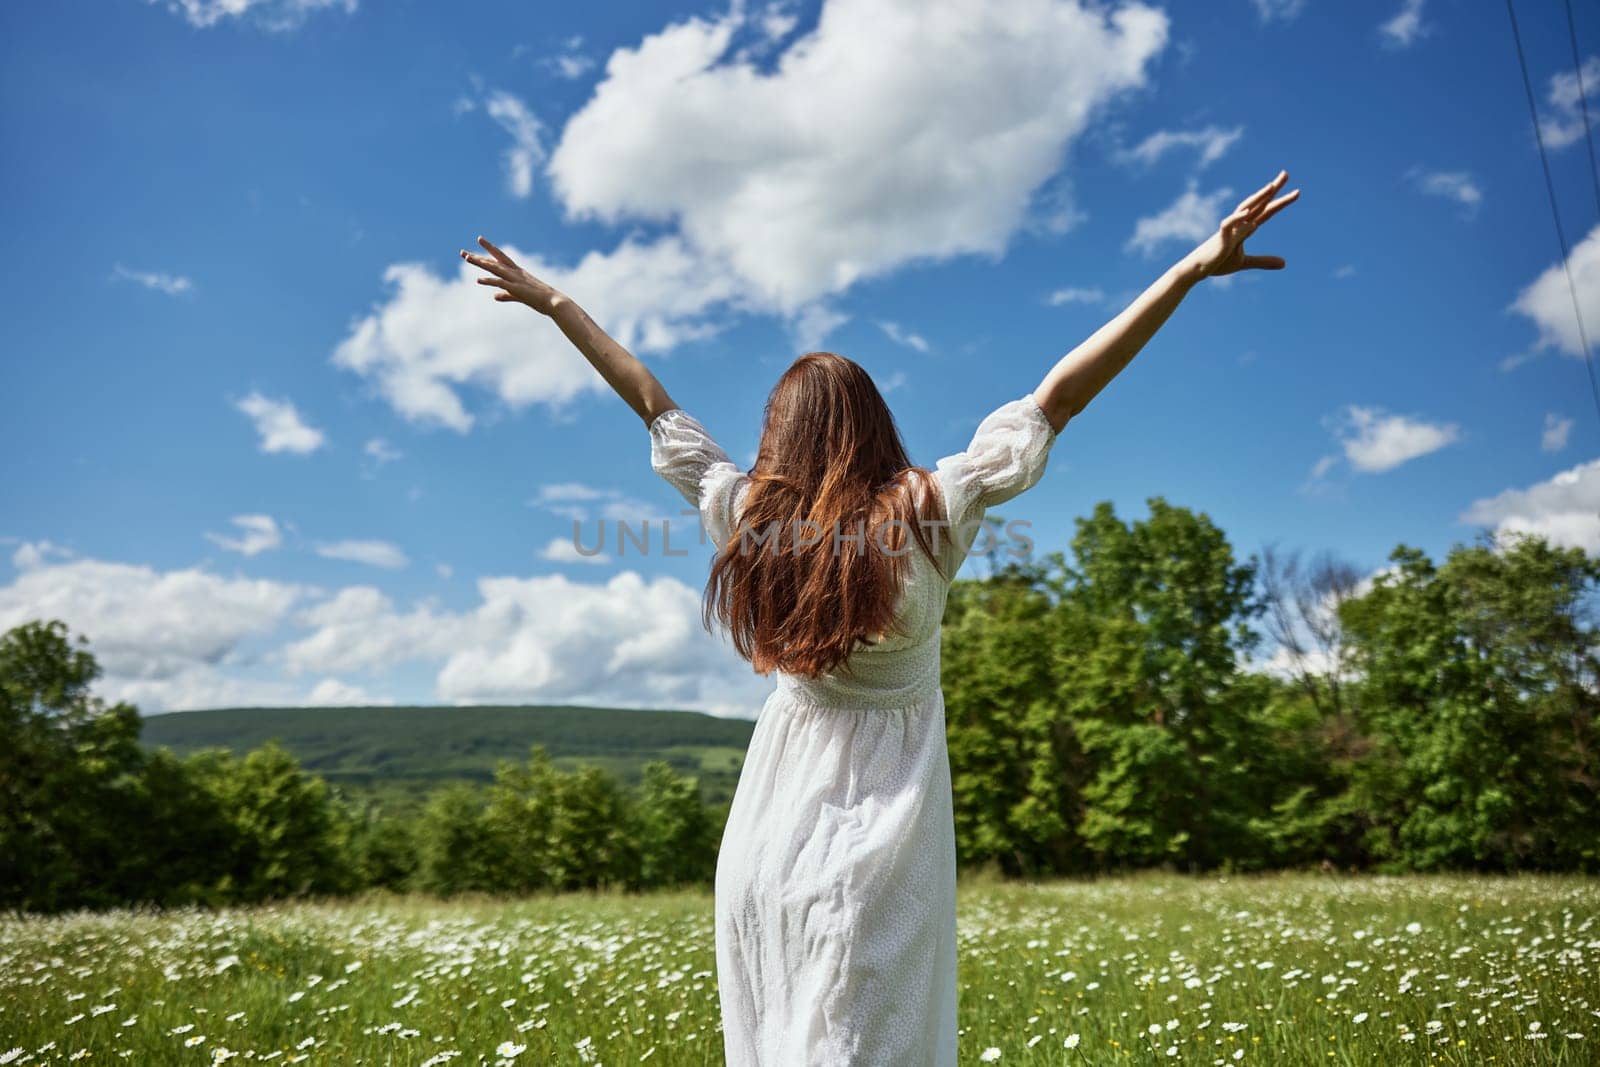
{"left": 1562, "top": 0, "right": 1600, "bottom": 221}
{"left": 1505, "top": 0, "right": 1600, "bottom": 428}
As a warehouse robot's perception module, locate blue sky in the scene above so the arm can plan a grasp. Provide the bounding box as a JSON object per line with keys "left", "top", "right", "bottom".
{"left": 3, "top": 0, "right": 1599, "bottom": 716}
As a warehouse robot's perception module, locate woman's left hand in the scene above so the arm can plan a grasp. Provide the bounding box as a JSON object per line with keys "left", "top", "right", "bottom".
{"left": 1186, "top": 169, "right": 1300, "bottom": 278}
{"left": 459, "top": 236, "right": 568, "bottom": 316}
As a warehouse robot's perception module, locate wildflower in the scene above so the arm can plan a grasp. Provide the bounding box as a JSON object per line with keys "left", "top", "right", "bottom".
{"left": 979, "top": 1049, "right": 1001, "bottom": 1063}
{"left": 494, "top": 1042, "right": 525, "bottom": 1058}
{"left": 1064, "top": 1034, "right": 1080, "bottom": 1049}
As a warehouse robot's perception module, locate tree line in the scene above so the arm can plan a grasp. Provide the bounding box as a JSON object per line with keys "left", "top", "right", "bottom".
{"left": 3, "top": 497, "right": 1597, "bottom": 912}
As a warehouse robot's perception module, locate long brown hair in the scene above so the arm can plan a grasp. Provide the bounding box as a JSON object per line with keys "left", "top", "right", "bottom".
{"left": 704, "top": 352, "right": 944, "bottom": 677}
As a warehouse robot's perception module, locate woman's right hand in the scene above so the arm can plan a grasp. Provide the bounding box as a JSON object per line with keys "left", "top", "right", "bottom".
{"left": 460, "top": 235, "right": 569, "bottom": 316}
{"left": 1184, "top": 169, "right": 1300, "bottom": 279}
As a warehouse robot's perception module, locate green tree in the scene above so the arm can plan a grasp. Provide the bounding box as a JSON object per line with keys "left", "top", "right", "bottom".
{"left": 1052, "top": 499, "right": 1271, "bottom": 870}
{"left": 1343, "top": 535, "right": 1600, "bottom": 871}
{"left": 0, "top": 620, "right": 145, "bottom": 910}
{"left": 632, "top": 760, "right": 718, "bottom": 887}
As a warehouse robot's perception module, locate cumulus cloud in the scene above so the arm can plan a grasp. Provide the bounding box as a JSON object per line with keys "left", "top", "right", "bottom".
{"left": 304, "top": 677, "right": 393, "bottom": 706}
{"left": 205, "top": 514, "right": 283, "bottom": 557}
{"left": 1405, "top": 166, "right": 1482, "bottom": 216}
{"left": 1508, "top": 222, "right": 1600, "bottom": 360}
{"left": 0, "top": 545, "right": 305, "bottom": 711}
{"left": 1378, "top": 0, "right": 1428, "bottom": 49}
{"left": 332, "top": 238, "right": 741, "bottom": 431}
{"left": 1, "top": 544, "right": 770, "bottom": 716}
{"left": 235, "top": 391, "right": 325, "bottom": 454}
{"left": 546, "top": 0, "right": 1168, "bottom": 313}
{"left": 1542, "top": 413, "right": 1574, "bottom": 453}
{"left": 1250, "top": 0, "right": 1306, "bottom": 23}
{"left": 538, "top": 34, "right": 596, "bottom": 80}
{"left": 1046, "top": 286, "right": 1105, "bottom": 306}
{"left": 154, "top": 0, "right": 356, "bottom": 31}
{"left": 539, "top": 537, "right": 611, "bottom": 565}
{"left": 1460, "top": 458, "right": 1600, "bottom": 553}
{"left": 484, "top": 90, "right": 545, "bottom": 199}
{"left": 282, "top": 572, "right": 770, "bottom": 715}
{"left": 339, "top": 1, "right": 1169, "bottom": 429}
{"left": 1114, "top": 124, "right": 1243, "bottom": 170}
{"left": 315, "top": 539, "right": 409, "bottom": 569}
{"left": 364, "top": 437, "right": 402, "bottom": 465}
{"left": 1540, "top": 56, "right": 1600, "bottom": 150}
{"left": 1323, "top": 405, "right": 1460, "bottom": 474}
{"left": 1125, "top": 178, "right": 1233, "bottom": 257}
{"left": 112, "top": 264, "right": 193, "bottom": 296}
{"left": 877, "top": 321, "right": 929, "bottom": 353}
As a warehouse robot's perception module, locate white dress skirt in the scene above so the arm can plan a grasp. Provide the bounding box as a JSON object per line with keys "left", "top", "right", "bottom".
{"left": 649, "top": 393, "right": 1060, "bottom": 1066}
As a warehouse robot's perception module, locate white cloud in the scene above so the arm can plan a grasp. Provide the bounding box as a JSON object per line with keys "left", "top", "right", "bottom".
{"left": 790, "top": 303, "right": 849, "bottom": 353}
{"left": 1460, "top": 457, "right": 1600, "bottom": 553}
{"left": 364, "top": 437, "right": 402, "bottom": 464}
{"left": 1509, "top": 222, "right": 1600, "bottom": 360}
{"left": 206, "top": 514, "right": 282, "bottom": 557}
{"left": 483, "top": 90, "right": 545, "bottom": 199}
{"left": 547, "top": 0, "right": 1169, "bottom": 313}
{"left": 1125, "top": 178, "right": 1233, "bottom": 257}
{"left": 877, "top": 320, "right": 929, "bottom": 353}
{"left": 282, "top": 572, "right": 772, "bottom": 716}
{"left": 112, "top": 264, "right": 193, "bottom": 296}
{"left": 1542, "top": 413, "right": 1574, "bottom": 453}
{"left": 315, "top": 539, "right": 409, "bottom": 569}
{"left": 1046, "top": 286, "right": 1105, "bottom": 305}
{"left": 11, "top": 541, "right": 74, "bottom": 570}
{"left": 235, "top": 391, "right": 325, "bottom": 454}
{"left": 304, "top": 678, "right": 392, "bottom": 706}
{"left": 1333, "top": 264, "right": 1357, "bottom": 279}
{"left": 1378, "top": 0, "right": 1428, "bottom": 49}
{"left": 1, "top": 546, "right": 771, "bottom": 716}
{"left": 155, "top": 0, "right": 356, "bottom": 31}
{"left": 0, "top": 545, "right": 304, "bottom": 712}
{"left": 341, "top": 1, "right": 1169, "bottom": 429}
{"left": 540, "top": 34, "right": 596, "bottom": 80}
{"left": 332, "top": 238, "right": 740, "bottom": 431}
{"left": 1329, "top": 405, "right": 1460, "bottom": 473}
{"left": 533, "top": 482, "right": 670, "bottom": 523}
{"left": 1250, "top": 0, "right": 1306, "bottom": 24}
{"left": 1115, "top": 124, "right": 1243, "bottom": 170}
{"left": 1540, "top": 56, "right": 1600, "bottom": 150}
{"left": 540, "top": 537, "right": 611, "bottom": 565}
{"left": 1406, "top": 166, "right": 1481, "bottom": 214}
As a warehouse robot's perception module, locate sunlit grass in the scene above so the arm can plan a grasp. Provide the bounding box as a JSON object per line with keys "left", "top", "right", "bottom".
{"left": 1, "top": 873, "right": 1594, "bottom": 1064}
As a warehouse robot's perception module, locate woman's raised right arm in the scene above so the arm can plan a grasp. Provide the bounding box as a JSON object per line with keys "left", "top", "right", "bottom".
{"left": 1031, "top": 169, "right": 1300, "bottom": 432}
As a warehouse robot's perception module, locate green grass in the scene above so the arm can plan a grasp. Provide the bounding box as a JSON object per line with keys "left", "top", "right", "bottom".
{"left": 139, "top": 704, "right": 756, "bottom": 808}
{"left": 2, "top": 874, "right": 1595, "bottom": 1065}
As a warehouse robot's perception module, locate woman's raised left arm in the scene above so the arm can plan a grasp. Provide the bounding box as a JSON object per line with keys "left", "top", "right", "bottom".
{"left": 460, "top": 236, "right": 678, "bottom": 426}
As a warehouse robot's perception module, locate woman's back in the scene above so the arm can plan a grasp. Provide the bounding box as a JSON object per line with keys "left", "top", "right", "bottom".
{"left": 649, "top": 391, "right": 1058, "bottom": 1065}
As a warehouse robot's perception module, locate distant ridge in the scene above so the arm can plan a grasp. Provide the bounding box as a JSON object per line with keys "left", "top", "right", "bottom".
{"left": 139, "top": 704, "right": 755, "bottom": 806}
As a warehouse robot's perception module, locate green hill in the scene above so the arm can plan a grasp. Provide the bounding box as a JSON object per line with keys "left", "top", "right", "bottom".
{"left": 139, "top": 704, "right": 755, "bottom": 809}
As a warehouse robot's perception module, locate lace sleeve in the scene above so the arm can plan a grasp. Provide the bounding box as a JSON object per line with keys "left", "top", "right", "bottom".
{"left": 933, "top": 393, "right": 1059, "bottom": 537}
{"left": 648, "top": 408, "right": 747, "bottom": 550}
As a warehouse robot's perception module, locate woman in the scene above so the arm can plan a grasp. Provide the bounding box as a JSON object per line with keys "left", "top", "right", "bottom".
{"left": 461, "top": 168, "right": 1300, "bottom": 1065}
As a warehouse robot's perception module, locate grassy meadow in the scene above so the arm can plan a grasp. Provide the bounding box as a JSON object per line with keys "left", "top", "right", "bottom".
{"left": 1, "top": 873, "right": 1596, "bottom": 1065}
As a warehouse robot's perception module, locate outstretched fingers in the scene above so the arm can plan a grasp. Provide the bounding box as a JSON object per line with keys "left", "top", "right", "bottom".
{"left": 1236, "top": 170, "right": 1288, "bottom": 217}
{"left": 477, "top": 235, "right": 517, "bottom": 267}
{"left": 460, "top": 249, "right": 509, "bottom": 277}
{"left": 1252, "top": 187, "right": 1301, "bottom": 227}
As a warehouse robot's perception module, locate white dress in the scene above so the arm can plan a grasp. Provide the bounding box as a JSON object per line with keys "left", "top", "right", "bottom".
{"left": 649, "top": 393, "right": 1059, "bottom": 1066}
